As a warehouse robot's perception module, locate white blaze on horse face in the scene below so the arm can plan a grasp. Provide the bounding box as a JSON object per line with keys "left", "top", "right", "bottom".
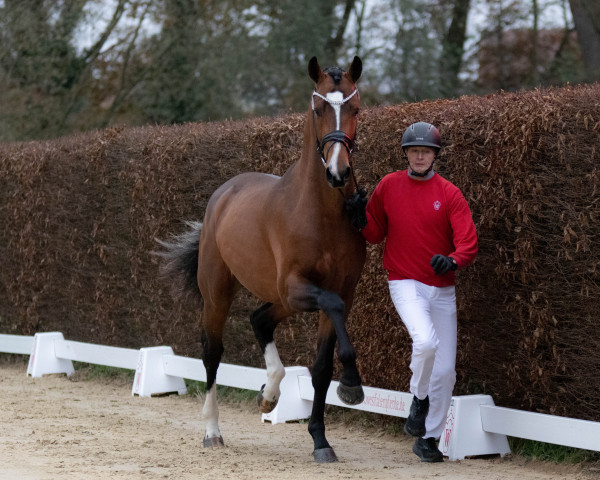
{"left": 325, "top": 91, "right": 344, "bottom": 177}
{"left": 202, "top": 384, "right": 221, "bottom": 439}
{"left": 262, "top": 342, "right": 285, "bottom": 402}
{"left": 326, "top": 91, "right": 344, "bottom": 129}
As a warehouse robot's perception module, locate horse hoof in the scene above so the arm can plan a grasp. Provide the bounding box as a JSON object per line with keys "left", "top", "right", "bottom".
{"left": 336, "top": 383, "right": 365, "bottom": 406}
{"left": 257, "top": 385, "right": 279, "bottom": 413}
{"left": 313, "top": 447, "right": 338, "bottom": 463}
{"left": 203, "top": 436, "right": 225, "bottom": 448}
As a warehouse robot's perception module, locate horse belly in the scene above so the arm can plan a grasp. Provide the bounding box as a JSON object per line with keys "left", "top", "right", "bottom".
{"left": 210, "top": 174, "right": 281, "bottom": 303}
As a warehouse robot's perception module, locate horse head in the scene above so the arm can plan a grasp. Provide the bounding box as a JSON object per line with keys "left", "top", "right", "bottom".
{"left": 308, "top": 56, "right": 362, "bottom": 188}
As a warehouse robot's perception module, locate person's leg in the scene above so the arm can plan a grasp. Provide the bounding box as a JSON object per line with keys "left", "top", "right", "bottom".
{"left": 389, "top": 280, "right": 439, "bottom": 438}
{"left": 389, "top": 280, "right": 439, "bottom": 399}
{"left": 413, "top": 288, "right": 455, "bottom": 463}
{"left": 425, "top": 285, "right": 457, "bottom": 440}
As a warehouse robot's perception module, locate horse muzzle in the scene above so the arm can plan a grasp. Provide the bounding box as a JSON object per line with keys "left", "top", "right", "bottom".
{"left": 320, "top": 130, "right": 354, "bottom": 188}
{"left": 326, "top": 164, "right": 351, "bottom": 188}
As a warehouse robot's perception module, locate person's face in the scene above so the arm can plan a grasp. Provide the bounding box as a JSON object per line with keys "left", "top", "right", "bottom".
{"left": 405, "top": 146, "right": 436, "bottom": 174}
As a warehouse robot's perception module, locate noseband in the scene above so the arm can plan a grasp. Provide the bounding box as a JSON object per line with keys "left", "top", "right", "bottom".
{"left": 311, "top": 88, "right": 358, "bottom": 167}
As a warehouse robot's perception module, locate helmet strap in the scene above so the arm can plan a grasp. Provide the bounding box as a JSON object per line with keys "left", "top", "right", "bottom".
{"left": 408, "top": 163, "right": 434, "bottom": 178}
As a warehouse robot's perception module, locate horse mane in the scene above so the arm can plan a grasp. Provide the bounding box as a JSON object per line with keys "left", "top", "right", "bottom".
{"left": 323, "top": 66, "right": 344, "bottom": 84}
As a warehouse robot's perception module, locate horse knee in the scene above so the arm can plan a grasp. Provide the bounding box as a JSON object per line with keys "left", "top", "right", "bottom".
{"left": 317, "top": 291, "right": 345, "bottom": 318}
{"left": 250, "top": 302, "right": 280, "bottom": 352}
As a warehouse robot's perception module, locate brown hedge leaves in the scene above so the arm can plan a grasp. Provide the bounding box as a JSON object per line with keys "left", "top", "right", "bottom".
{"left": 1, "top": 84, "right": 599, "bottom": 420}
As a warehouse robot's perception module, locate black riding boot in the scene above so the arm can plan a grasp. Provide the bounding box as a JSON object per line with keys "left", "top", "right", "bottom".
{"left": 404, "top": 395, "right": 429, "bottom": 437}
{"left": 413, "top": 437, "right": 443, "bottom": 463}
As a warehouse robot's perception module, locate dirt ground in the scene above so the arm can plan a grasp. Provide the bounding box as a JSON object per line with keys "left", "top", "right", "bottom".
{"left": 0, "top": 361, "right": 596, "bottom": 480}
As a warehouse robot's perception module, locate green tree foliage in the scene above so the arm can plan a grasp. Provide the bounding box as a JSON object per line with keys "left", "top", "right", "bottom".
{"left": 130, "top": 0, "right": 254, "bottom": 124}
{"left": 473, "top": 0, "right": 586, "bottom": 93}
{"left": 370, "top": 0, "right": 449, "bottom": 102}
{"left": 0, "top": 0, "right": 126, "bottom": 140}
{"left": 0, "top": 0, "right": 596, "bottom": 141}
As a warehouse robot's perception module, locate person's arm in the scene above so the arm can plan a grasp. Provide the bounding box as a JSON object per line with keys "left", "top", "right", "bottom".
{"left": 447, "top": 190, "right": 478, "bottom": 268}
{"left": 360, "top": 182, "right": 387, "bottom": 244}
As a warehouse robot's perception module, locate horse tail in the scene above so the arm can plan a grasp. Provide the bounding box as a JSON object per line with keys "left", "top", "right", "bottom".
{"left": 154, "top": 221, "right": 203, "bottom": 303}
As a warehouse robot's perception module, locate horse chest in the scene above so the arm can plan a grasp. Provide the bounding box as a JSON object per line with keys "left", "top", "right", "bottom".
{"left": 312, "top": 250, "right": 340, "bottom": 281}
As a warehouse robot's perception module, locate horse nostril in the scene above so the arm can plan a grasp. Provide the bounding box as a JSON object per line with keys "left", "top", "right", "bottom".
{"left": 326, "top": 167, "right": 347, "bottom": 188}
{"left": 341, "top": 166, "right": 351, "bottom": 180}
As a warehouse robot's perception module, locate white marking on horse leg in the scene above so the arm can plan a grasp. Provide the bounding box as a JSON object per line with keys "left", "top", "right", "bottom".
{"left": 202, "top": 384, "right": 221, "bottom": 439}
{"left": 262, "top": 342, "right": 285, "bottom": 402}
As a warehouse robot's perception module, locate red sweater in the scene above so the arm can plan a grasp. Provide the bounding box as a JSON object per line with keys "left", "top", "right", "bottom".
{"left": 361, "top": 171, "right": 477, "bottom": 287}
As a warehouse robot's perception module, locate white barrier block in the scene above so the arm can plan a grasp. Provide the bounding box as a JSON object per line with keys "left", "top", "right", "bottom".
{"left": 440, "top": 394, "right": 511, "bottom": 461}
{"left": 132, "top": 347, "right": 187, "bottom": 397}
{"left": 26, "top": 332, "right": 75, "bottom": 378}
{"left": 262, "top": 366, "right": 313, "bottom": 424}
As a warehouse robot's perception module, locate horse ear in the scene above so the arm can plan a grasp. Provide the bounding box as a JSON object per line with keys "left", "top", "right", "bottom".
{"left": 308, "top": 56, "right": 321, "bottom": 84}
{"left": 348, "top": 56, "right": 362, "bottom": 83}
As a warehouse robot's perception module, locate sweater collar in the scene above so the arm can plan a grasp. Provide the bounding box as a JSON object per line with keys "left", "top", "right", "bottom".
{"left": 407, "top": 170, "right": 435, "bottom": 181}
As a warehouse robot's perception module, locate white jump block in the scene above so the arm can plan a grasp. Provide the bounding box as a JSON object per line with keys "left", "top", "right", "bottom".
{"left": 27, "top": 332, "right": 75, "bottom": 378}
{"left": 132, "top": 346, "right": 187, "bottom": 397}
{"left": 262, "top": 366, "right": 313, "bottom": 424}
{"left": 440, "top": 394, "right": 511, "bottom": 461}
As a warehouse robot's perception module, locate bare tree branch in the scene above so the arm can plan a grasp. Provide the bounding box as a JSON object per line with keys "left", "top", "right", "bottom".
{"left": 83, "top": 0, "right": 128, "bottom": 65}
{"left": 325, "top": 0, "right": 356, "bottom": 61}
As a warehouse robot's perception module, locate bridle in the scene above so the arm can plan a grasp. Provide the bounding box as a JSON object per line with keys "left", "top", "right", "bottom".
{"left": 311, "top": 88, "right": 361, "bottom": 194}
{"left": 311, "top": 88, "right": 358, "bottom": 167}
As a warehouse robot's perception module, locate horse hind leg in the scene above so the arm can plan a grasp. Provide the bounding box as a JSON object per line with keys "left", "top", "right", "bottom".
{"left": 198, "top": 271, "right": 236, "bottom": 448}
{"left": 250, "top": 302, "right": 287, "bottom": 413}
{"left": 201, "top": 324, "right": 226, "bottom": 447}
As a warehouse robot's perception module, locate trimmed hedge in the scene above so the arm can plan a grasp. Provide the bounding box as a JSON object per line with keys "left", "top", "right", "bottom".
{"left": 1, "top": 83, "right": 599, "bottom": 421}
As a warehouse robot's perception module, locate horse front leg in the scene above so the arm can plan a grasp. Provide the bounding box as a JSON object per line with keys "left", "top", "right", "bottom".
{"left": 250, "top": 302, "right": 287, "bottom": 413}
{"left": 309, "top": 317, "right": 338, "bottom": 462}
{"left": 287, "top": 282, "right": 364, "bottom": 462}
{"left": 313, "top": 289, "right": 364, "bottom": 405}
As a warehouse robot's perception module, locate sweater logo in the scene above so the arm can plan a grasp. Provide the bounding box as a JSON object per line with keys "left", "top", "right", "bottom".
{"left": 433, "top": 200, "right": 441, "bottom": 211}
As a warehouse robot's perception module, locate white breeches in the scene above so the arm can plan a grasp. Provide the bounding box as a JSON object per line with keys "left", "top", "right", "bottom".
{"left": 389, "top": 279, "right": 457, "bottom": 439}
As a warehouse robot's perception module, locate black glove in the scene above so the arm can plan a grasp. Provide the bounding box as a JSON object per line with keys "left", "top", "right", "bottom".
{"left": 430, "top": 255, "right": 457, "bottom": 275}
{"left": 345, "top": 188, "right": 368, "bottom": 230}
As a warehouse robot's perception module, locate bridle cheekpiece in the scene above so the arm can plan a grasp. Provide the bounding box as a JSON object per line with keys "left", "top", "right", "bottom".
{"left": 311, "top": 88, "right": 359, "bottom": 167}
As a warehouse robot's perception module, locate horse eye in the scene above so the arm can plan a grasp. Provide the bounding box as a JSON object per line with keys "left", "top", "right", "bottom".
{"left": 314, "top": 108, "right": 322, "bottom": 117}
{"left": 353, "top": 108, "right": 360, "bottom": 117}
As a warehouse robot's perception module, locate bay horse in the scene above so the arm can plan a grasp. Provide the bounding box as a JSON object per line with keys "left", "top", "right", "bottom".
{"left": 157, "top": 56, "right": 366, "bottom": 463}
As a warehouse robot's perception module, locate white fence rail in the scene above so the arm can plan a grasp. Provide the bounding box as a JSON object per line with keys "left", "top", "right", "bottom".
{"left": 0, "top": 334, "right": 34, "bottom": 354}
{"left": 2, "top": 331, "right": 599, "bottom": 460}
{"left": 54, "top": 339, "right": 139, "bottom": 370}
{"left": 480, "top": 405, "right": 600, "bottom": 452}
